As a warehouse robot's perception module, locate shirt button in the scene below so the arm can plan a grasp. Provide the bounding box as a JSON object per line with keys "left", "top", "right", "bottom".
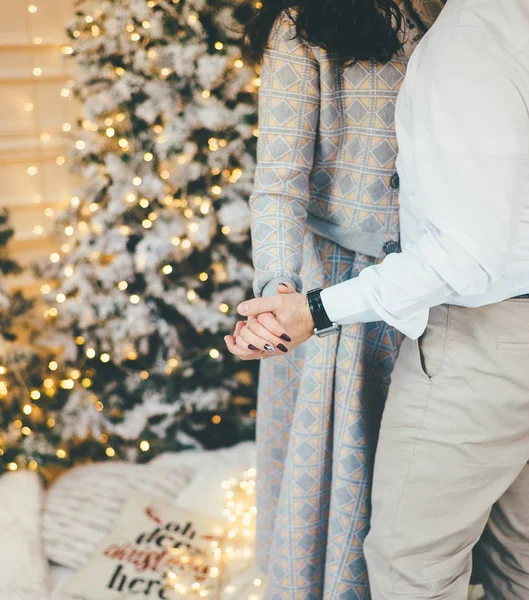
{"left": 383, "top": 240, "right": 400, "bottom": 255}
{"left": 390, "top": 173, "right": 400, "bottom": 190}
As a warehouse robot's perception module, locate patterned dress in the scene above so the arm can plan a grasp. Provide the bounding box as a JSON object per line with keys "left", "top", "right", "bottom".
{"left": 250, "top": 2, "right": 445, "bottom": 599}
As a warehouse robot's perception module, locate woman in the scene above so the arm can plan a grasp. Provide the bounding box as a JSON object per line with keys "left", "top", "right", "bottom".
{"left": 226, "top": 1, "right": 444, "bottom": 597}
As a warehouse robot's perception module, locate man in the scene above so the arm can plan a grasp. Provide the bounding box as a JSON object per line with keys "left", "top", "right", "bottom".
{"left": 226, "top": 0, "right": 529, "bottom": 597}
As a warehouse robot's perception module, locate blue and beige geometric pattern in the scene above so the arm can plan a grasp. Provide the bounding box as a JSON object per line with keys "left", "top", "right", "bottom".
{"left": 256, "top": 232, "right": 403, "bottom": 599}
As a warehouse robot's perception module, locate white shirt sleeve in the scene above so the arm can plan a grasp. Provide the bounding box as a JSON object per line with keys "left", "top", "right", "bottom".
{"left": 321, "top": 30, "right": 529, "bottom": 339}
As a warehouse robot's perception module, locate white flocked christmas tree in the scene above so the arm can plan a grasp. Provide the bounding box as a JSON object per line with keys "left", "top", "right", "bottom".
{"left": 38, "top": 0, "right": 259, "bottom": 462}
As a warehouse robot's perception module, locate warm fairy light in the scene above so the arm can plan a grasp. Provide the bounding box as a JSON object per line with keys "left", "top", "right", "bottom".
{"left": 118, "top": 138, "right": 129, "bottom": 149}
{"left": 116, "top": 67, "right": 125, "bottom": 76}
{"left": 171, "top": 236, "right": 181, "bottom": 246}
{"left": 142, "top": 20, "right": 151, "bottom": 28}
{"left": 209, "top": 349, "right": 220, "bottom": 359}
{"left": 64, "top": 266, "right": 74, "bottom": 277}
{"left": 211, "top": 186, "right": 222, "bottom": 196}
{"left": 199, "top": 272, "right": 208, "bottom": 282}
{"left": 131, "top": 33, "right": 141, "bottom": 41}
{"left": 33, "top": 36, "right": 43, "bottom": 44}
{"left": 56, "top": 293, "right": 66, "bottom": 303}
{"left": 234, "top": 60, "right": 244, "bottom": 69}
{"left": 181, "top": 239, "right": 192, "bottom": 249}
{"left": 219, "top": 303, "right": 229, "bottom": 313}
{"left": 212, "top": 415, "right": 221, "bottom": 424}
{"left": 71, "top": 196, "right": 80, "bottom": 206}
{"left": 48, "top": 361, "right": 58, "bottom": 371}
{"left": 253, "top": 128, "right": 260, "bottom": 137}
{"left": 188, "top": 223, "right": 199, "bottom": 232}
{"left": 28, "top": 460, "right": 38, "bottom": 470}
{"left": 65, "top": 226, "right": 74, "bottom": 236}
{"left": 106, "top": 448, "right": 116, "bottom": 457}
{"left": 253, "top": 579, "right": 262, "bottom": 587}
{"left": 118, "top": 281, "right": 128, "bottom": 290}
{"left": 75, "top": 336, "right": 85, "bottom": 345}
{"left": 221, "top": 226, "right": 230, "bottom": 235}
{"left": 40, "top": 133, "right": 51, "bottom": 143}
{"left": 70, "top": 370, "right": 81, "bottom": 380}
{"left": 23, "top": 405, "right": 33, "bottom": 415}
{"left": 100, "top": 353, "right": 110, "bottom": 363}
{"left": 7, "top": 463, "right": 18, "bottom": 472}
{"left": 85, "top": 15, "right": 94, "bottom": 23}
{"left": 27, "top": 165, "right": 38, "bottom": 176}
{"left": 106, "top": 127, "right": 115, "bottom": 137}
{"left": 24, "top": 102, "right": 34, "bottom": 112}
{"left": 188, "top": 14, "right": 198, "bottom": 24}
{"left": 144, "top": 152, "right": 153, "bottom": 162}
{"left": 56, "top": 449, "right": 67, "bottom": 459}
{"left": 130, "top": 295, "right": 140, "bottom": 304}
{"left": 47, "top": 417, "right": 55, "bottom": 427}
{"left": 139, "top": 198, "right": 150, "bottom": 208}
{"left": 127, "top": 350, "right": 138, "bottom": 360}
{"left": 126, "top": 192, "right": 136, "bottom": 203}
{"left": 162, "top": 265, "right": 173, "bottom": 275}
{"left": 0, "top": 367, "right": 6, "bottom": 375}
{"left": 187, "top": 290, "right": 197, "bottom": 301}
{"left": 214, "top": 42, "right": 224, "bottom": 50}
{"left": 62, "top": 45, "right": 73, "bottom": 55}
{"left": 86, "top": 348, "right": 96, "bottom": 359}
{"left": 72, "top": 30, "right": 80, "bottom": 38}
{"left": 184, "top": 209, "right": 194, "bottom": 219}
{"left": 76, "top": 140, "right": 86, "bottom": 150}
{"left": 140, "top": 441, "right": 150, "bottom": 452}
{"left": 45, "top": 208, "right": 54, "bottom": 218}
{"left": 160, "top": 68, "right": 171, "bottom": 78}
{"left": 33, "top": 225, "right": 44, "bottom": 235}
{"left": 61, "top": 379, "right": 74, "bottom": 389}
{"left": 140, "top": 371, "right": 149, "bottom": 380}
{"left": 91, "top": 25, "right": 100, "bottom": 36}
{"left": 142, "top": 219, "right": 152, "bottom": 229}
{"left": 28, "top": 5, "right": 38, "bottom": 14}
{"left": 62, "top": 122, "right": 72, "bottom": 132}
{"left": 33, "top": 67, "right": 43, "bottom": 77}
{"left": 133, "top": 176, "right": 142, "bottom": 186}
{"left": 201, "top": 90, "right": 211, "bottom": 99}
{"left": 56, "top": 156, "right": 66, "bottom": 166}
{"left": 160, "top": 169, "right": 170, "bottom": 179}
{"left": 43, "top": 378, "right": 54, "bottom": 388}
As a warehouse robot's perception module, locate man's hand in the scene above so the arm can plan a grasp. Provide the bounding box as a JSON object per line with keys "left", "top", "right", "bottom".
{"left": 237, "top": 283, "right": 314, "bottom": 352}
{"left": 223, "top": 283, "right": 315, "bottom": 361}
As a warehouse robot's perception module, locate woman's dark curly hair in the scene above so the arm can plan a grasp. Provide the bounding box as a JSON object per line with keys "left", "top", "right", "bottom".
{"left": 244, "top": 0, "right": 403, "bottom": 65}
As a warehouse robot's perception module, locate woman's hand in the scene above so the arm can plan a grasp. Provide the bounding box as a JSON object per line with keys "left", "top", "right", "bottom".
{"left": 224, "top": 283, "right": 315, "bottom": 361}
{"left": 238, "top": 283, "right": 314, "bottom": 353}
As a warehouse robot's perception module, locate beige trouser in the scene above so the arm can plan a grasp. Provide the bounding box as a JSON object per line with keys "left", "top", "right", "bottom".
{"left": 364, "top": 300, "right": 529, "bottom": 599}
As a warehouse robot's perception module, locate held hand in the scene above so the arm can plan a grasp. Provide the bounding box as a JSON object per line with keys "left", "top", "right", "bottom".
{"left": 237, "top": 283, "right": 314, "bottom": 352}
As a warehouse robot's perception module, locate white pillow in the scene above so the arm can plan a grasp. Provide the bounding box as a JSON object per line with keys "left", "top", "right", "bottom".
{"left": 61, "top": 491, "right": 222, "bottom": 600}
{"left": 43, "top": 462, "right": 192, "bottom": 570}
{"left": 0, "top": 471, "right": 49, "bottom": 600}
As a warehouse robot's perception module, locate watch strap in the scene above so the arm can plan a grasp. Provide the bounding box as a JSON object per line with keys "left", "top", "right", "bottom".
{"left": 307, "top": 288, "right": 333, "bottom": 331}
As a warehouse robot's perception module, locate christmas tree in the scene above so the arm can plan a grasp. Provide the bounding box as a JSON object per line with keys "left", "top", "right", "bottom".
{"left": 0, "top": 209, "right": 72, "bottom": 476}
{"left": 39, "top": 0, "right": 259, "bottom": 462}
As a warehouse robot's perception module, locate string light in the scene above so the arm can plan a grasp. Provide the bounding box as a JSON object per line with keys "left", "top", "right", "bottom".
{"left": 28, "top": 5, "right": 38, "bottom": 14}
{"left": 140, "top": 441, "right": 150, "bottom": 451}
{"left": 209, "top": 349, "right": 220, "bottom": 359}
{"left": 130, "top": 295, "right": 140, "bottom": 304}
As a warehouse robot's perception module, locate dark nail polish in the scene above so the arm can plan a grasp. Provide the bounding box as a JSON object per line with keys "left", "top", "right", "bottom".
{"left": 264, "top": 344, "right": 275, "bottom": 353}
{"left": 248, "top": 344, "right": 257, "bottom": 351}
{"left": 280, "top": 334, "right": 292, "bottom": 342}
{"left": 277, "top": 344, "right": 288, "bottom": 353}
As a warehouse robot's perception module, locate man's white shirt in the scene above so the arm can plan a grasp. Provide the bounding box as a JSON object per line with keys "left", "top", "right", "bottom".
{"left": 321, "top": 0, "right": 529, "bottom": 339}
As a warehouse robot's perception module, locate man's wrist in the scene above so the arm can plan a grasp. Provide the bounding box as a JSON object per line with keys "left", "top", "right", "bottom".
{"left": 307, "top": 288, "right": 340, "bottom": 337}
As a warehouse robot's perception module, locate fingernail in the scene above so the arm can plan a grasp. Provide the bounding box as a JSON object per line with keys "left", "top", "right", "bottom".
{"left": 264, "top": 344, "right": 275, "bottom": 353}
{"left": 277, "top": 344, "right": 288, "bottom": 353}
{"left": 239, "top": 303, "right": 249, "bottom": 315}
{"left": 280, "top": 334, "right": 291, "bottom": 342}
{"left": 279, "top": 283, "right": 288, "bottom": 288}
{"left": 248, "top": 344, "right": 258, "bottom": 351}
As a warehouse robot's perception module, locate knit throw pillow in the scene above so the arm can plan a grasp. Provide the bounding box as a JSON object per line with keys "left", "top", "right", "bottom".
{"left": 61, "top": 491, "right": 221, "bottom": 600}
{"left": 43, "top": 462, "right": 193, "bottom": 570}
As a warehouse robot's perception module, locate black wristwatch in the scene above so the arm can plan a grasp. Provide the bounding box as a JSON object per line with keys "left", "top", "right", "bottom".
{"left": 307, "top": 288, "right": 340, "bottom": 338}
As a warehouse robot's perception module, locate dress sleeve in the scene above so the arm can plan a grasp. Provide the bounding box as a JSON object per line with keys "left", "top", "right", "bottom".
{"left": 250, "top": 13, "right": 320, "bottom": 297}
